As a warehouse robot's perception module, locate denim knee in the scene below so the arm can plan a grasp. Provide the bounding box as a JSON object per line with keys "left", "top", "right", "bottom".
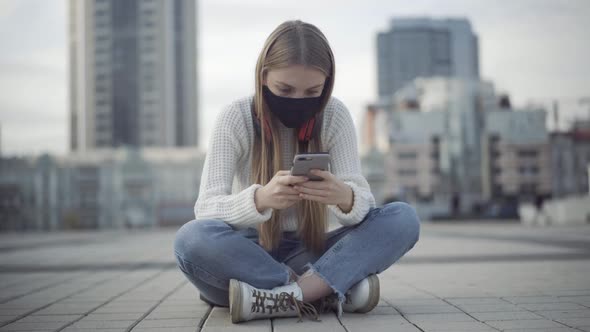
{"left": 173, "top": 218, "right": 228, "bottom": 261}
{"left": 381, "top": 202, "right": 421, "bottom": 249}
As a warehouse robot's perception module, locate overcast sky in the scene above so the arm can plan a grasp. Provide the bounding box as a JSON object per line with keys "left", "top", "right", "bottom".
{"left": 0, "top": 0, "right": 589, "bottom": 156}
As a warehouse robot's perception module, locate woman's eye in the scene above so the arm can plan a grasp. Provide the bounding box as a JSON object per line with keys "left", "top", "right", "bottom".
{"left": 276, "top": 88, "right": 319, "bottom": 96}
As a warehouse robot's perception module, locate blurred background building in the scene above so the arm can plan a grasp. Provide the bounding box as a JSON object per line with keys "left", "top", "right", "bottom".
{"left": 1, "top": 8, "right": 589, "bottom": 231}
{"left": 0, "top": 147, "right": 205, "bottom": 231}
{"left": 481, "top": 107, "right": 552, "bottom": 202}
{"left": 0, "top": 0, "right": 204, "bottom": 231}
{"left": 69, "top": 0, "right": 198, "bottom": 151}
{"left": 361, "top": 16, "right": 587, "bottom": 222}
{"left": 550, "top": 120, "right": 590, "bottom": 198}
{"left": 376, "top": 17, "right": 479, "bottom": 102}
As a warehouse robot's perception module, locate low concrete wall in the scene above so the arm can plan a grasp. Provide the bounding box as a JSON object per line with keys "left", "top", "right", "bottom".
{"left": 519, "top": 194, "right": 590, "bottom": 226}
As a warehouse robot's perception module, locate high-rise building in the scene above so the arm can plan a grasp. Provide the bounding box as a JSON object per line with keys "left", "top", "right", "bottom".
{"left": 377, "top": 17, "right": 479, "bottom": 101}
{"left": 69, "top": 0, "right": 198, "bottom": 152}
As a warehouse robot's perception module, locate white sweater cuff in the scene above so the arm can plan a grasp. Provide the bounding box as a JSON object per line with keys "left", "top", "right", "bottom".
{"left": 249, "top": 184, "right": 273, "bottom": 218}
{"left": 194, "top": 184, "right": 273, "bottom": 229}
{"left": 232, "top": 184, "right": 273, "bottom": 228}
{"left": 327, "top": 181, "right": 371, "bottom": 227}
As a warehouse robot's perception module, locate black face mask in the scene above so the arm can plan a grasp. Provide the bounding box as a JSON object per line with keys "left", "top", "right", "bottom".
{"left": 262, "top": 85, "right": 325, "bottom": 128}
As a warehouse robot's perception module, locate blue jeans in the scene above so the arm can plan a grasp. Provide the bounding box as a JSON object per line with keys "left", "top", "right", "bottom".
{"left": 173, "top": 201, "right": 420, "bottom": 308}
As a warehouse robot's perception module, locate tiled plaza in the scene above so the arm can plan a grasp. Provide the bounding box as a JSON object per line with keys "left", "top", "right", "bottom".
{"left": 1, "top": 220, "right": 589, "bottom": 331}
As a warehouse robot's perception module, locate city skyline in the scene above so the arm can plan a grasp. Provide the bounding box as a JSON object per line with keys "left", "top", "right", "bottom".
{"left": 0, "top": 0, "right": 589, "bottom": 156}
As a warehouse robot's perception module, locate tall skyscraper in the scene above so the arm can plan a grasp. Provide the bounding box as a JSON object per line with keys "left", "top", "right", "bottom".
{"left": 69, "top": 0, "right": 198, "bottom": 152}
{"left": 377, "top": 17, "right": 479, "bottom": 100}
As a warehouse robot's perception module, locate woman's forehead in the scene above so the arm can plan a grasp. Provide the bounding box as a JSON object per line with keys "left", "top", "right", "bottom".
{"left": 267, "top": 65, "right": 326, "bottom": 88}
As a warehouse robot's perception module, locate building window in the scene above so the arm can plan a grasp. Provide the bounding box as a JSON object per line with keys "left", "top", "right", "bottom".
{"left": 95, "top": 46, "right": 109, "bottom": 54}
{"left": 493, "top": 167, "right": 501, "bottom": 176}
{"left": 398, "top": 169, "right": 417, "bottom": 176}
{"left": 491, "top": 150, "right": 501, "bottom": 159}
{"left": 142, "top": 72, "right": 154, "bottom": 81}
{"left": 519, "top": 166, "right": 539, "bottom": 175}
{"left": 518, "top": 149, "right": 538, "bottom": 158}
{"left": 96, "top": 85, "right": 108, "bottom": 94}
{"left": 143, "top": 81, "right": 154, "bottom": 92}
{"left": 96, "top": 139, "right": 110, "bottom": 146}
{"left": 519, "top": 183, "right": 537, "bottom": 195}
{"left": 398, "top": 152, "right": 417, "bottom": 160}
{"left": 492, "top": 184, "right": 503, "bottom": 196}
{"left": 95, "top": 35, "right": 109, "bottom": 42}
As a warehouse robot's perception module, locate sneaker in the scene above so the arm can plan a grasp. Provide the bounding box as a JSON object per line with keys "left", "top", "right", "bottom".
{"left": 228, "top": 278, "right": 321, "bottom": 324}
{"left": 313, "top": 274, "right": 380, "bottom": 316}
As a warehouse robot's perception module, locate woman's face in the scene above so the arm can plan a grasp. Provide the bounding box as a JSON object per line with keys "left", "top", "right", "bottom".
{"left": 263, "top": 64, "right": 326, "bottom": 99}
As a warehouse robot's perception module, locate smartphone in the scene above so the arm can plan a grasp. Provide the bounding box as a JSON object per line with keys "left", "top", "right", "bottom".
{"left": 290, "top": 152, "right": 331, "bottom": 181}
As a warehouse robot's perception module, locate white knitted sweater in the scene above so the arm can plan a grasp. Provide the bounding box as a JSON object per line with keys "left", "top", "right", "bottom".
{"left": 194, "top": 94, "right": 376, "bottom": 231}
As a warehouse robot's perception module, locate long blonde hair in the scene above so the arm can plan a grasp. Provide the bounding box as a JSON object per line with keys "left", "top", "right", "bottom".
{"left": 251, "top": 20, "right": 336, "bottom": 256}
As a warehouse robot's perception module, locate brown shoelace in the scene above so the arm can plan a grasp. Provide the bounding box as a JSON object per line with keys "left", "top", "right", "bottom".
{"left": 250, "top": 289, "right": 321, "bottom": 322}
{"left": 312, "top": 290, "right": 353, "bottom": 314}
{"left": 312, "top": 293, "right": 338, "bottom": 314}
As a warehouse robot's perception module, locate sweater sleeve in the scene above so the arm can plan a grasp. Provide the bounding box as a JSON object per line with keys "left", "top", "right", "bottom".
{"left": 325, "top": 98, "right": 376, "bottom": 226}
{"left": 193, "top": 102, "right": 273, "bottom": 228}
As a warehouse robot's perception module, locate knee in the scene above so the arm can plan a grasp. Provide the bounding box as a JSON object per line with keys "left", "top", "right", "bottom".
{"left": 173, "top": 218, "right": 228, "bottom": 260}
{"left": 381, "top": 202, "right": 421, "bottom": 247}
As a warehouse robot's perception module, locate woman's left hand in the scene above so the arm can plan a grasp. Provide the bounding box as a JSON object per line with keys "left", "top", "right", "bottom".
{"left": 292, "top": 169, "right": 353, "bottom": 210}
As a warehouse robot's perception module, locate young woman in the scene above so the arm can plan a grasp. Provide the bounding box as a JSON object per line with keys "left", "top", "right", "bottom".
{"left": 173, "top": 20, "right": 421, "bottom": 324}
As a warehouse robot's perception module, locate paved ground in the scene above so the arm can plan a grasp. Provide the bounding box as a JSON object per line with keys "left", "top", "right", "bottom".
{"left": 0, "top": 220, "right": 589, "bottom": 331}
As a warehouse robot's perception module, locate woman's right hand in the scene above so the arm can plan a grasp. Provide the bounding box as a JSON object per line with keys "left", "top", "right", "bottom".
{"left": 255, "top": 170, "right": 309, "bottom": 211}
